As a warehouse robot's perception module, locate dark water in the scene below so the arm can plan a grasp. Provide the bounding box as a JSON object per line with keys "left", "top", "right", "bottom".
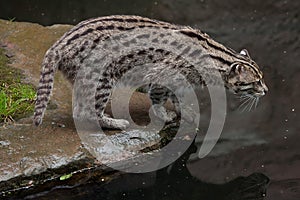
{"left": 1, "top": 0, "right": 299, "bottom": 199}
{"left": 24, "top": 142, "right": 270, "bottom": 200}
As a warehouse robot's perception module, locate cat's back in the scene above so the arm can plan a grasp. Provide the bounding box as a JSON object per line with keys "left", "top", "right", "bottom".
{"left": 44, "top": 15, "right": 181, "bottom": 80}
{"left": 52, "top": 15, "right": 179, "bottom": 54}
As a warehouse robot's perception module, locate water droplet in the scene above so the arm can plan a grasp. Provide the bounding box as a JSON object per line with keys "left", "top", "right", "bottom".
{"left": 280, "top": 190, "right": 284, "bottom": 194}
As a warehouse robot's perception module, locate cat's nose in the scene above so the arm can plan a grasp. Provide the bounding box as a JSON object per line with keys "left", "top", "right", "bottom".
{"left": 263, "top": 85, "right": 268, "bottom": 94}
{"left": 260, "top": 80, "right": 268, "bottom": 94}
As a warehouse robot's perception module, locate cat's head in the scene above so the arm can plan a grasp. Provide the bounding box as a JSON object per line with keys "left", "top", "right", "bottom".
{"left": 226, "top": 49, "right": 268, "bottom": 97}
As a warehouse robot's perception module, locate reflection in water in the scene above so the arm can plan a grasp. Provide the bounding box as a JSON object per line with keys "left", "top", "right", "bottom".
{"left": 28, "top": 141, "right": 270, "bottom": 200}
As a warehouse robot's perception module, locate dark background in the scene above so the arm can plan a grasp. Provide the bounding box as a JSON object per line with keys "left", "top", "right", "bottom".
{"left": 0, "top": 0, "right": 157, "bottom": 25}
{"left": 0, "top": 0, "right": 299, "bottom": 199}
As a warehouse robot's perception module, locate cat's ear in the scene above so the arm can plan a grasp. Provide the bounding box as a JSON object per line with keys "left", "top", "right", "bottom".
{"left": 240, "top": 49, "right": 250, "bottom": 58}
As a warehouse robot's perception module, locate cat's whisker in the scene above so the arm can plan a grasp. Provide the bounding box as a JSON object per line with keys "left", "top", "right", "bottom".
{"left": 239, "top": 94, "right": 250, "bottom": 102}
{"left": 248, "top": 97, "right": 256, "bottom": 112}
{"left": 239, "top": 97, "right": 250, "bottom": 106}
{"left": 240, "top": 95, "right": 249, "bottom": 101}
{"left": 239, "top": 94, "right": 259, "bottom": 112}
{"left": 254, "top": 97, "right": 260, "bottom": 109}
{"left": 242, "top": 97, "right": 253, "bottom": 112}
{"left": 239, "top": 96, "right": 252, "bottom": 112}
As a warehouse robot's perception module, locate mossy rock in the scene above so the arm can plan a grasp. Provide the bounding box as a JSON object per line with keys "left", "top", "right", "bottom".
{"left": 0, "top": 48, "right": 36, "bottom": 122}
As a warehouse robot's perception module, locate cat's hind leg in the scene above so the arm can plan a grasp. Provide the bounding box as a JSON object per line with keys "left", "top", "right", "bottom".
{"left": 149, "top": 85, "right": 177, "bottom": 123}
{"left": 95, "top": 81, "right": 129, "bottom": 130}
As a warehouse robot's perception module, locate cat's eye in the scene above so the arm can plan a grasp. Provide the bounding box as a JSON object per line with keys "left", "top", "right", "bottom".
{"left": 257, "top": 80, "right": 263, "bottom": 85}
{"left": 230, "top": 63, "right": 244, "bottom": 74}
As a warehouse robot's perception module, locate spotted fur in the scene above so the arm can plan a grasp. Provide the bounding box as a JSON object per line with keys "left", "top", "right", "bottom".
{"left": 33, "top": 15, "right": 268, "bottom": 129}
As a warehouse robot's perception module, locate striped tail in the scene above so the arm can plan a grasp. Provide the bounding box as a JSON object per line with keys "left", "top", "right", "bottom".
{"left": 33, "top": 50, "right": 58, "bottom": 126}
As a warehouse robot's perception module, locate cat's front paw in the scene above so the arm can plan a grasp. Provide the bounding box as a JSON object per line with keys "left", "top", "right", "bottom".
{"left": 151, "top": 105, "right": 177, "bottom": 123}
{"left": 114, "top": 119, "right": 130, "bottom": 130}
{"left": 99, "top": 116, "right": 130, "bottom": 130}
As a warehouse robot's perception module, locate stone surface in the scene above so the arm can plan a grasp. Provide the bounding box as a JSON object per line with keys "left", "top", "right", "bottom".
{"left": 0, "top": 19, "right": 167, "bottom": 195}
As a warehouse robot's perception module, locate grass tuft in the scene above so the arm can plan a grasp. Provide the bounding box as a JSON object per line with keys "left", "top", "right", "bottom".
{"left": 0, "top": 48, "right": 36, "bottom": 122}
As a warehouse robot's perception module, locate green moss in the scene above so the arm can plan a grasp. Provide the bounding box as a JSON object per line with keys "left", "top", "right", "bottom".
{"left": 0, "top": 48, "right": 36, "bottom": 122}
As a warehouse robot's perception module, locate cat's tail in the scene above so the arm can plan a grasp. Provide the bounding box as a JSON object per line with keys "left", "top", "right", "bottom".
{"left": 33, "top": 50, "right": 59, "bottom": 126}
